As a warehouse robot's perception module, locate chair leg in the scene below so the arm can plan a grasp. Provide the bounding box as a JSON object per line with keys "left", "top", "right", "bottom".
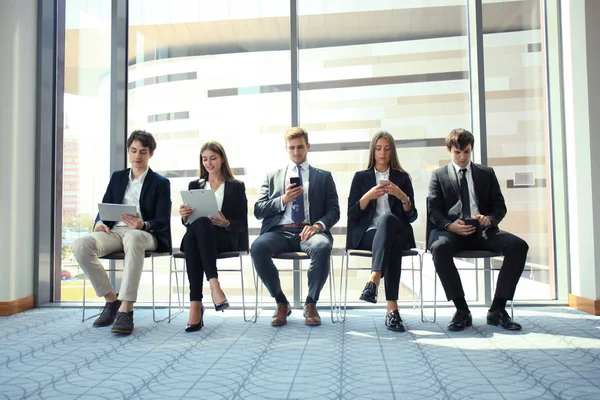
{"left": 341, "top": 253, "right": 350, "bottom": 322}
{"left": 421, "top": 254, "right": 437, "bottom": 323}
{"left": 411, "top": 255, "right": 416, "bottom": 310}
{"left": 168, "top": 256, "right": 173, "bottom": 322}
{"left": 82, "top": 276, "right": 87, "bottom": 322}
{"left": 329, "top": 256, "right": 335, "bottom": 323}
{"left": 242, "top": 255, "right": 256, "bottom": 323}
{"left": 152, "top": 256, "right": 157, "bottom": 322}
{"left": 251, "top": 260, "right": 260, "bottom": 322}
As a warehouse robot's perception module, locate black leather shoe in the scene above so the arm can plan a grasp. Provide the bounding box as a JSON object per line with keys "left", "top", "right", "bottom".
{"left": 448, "top": 310, "right": 472, "bottom": 331}
{"left": 487, "top": 309, "right": 522, "bottom": 330}
{"left": 111, "top": 311, "right": 134, "bottom": 335}
{"left": 93, "top": 299, "right": 122, "bottom": 327}
{"left": 385, "top": 310, "right": 406, "bottom": 332}
{"left": 185, "top": 304, "right": 205, "bottom": 332}
{"left": 359, "top": 281, "right": 378, "bottom": 303}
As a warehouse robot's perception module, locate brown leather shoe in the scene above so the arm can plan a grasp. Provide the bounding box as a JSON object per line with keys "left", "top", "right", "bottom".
{"left": 303, "top": 303, "right": 321, "bottom": 326}
{"left": 271, "top": 303, "right": 291, "bottom": 327}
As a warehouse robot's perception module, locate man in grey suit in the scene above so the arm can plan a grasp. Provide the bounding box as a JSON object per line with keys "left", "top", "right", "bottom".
{"left": 251, "top": 127, "right": 340, "bottom": 327}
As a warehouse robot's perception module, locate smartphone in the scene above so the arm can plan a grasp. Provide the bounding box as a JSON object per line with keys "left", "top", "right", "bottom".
{"left": 463, "top": 218, "right": 479, "bottom": 227}
{"left": 290, "top": 177, "right": 301, "bottom": 187}
{"left": 378, "top": 179, "right": 389, "bottom": 185}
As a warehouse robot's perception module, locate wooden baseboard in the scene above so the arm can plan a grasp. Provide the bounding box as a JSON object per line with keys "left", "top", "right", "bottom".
{"left": 568, "top": 293, "right": 600, "bottom": 315}
{"left": 0, "top": 295, "right": 35, "bottom": 316}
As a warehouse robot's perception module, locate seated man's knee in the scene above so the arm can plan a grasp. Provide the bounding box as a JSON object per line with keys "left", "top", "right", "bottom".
{"left": 250, "top": 236, "right": 269, "bottom": 257}
{"left": 308, "top": 236, "right": 332, "bottom": 256}
{"left": 430, "top": 237, "right": 453, "bottom": 257}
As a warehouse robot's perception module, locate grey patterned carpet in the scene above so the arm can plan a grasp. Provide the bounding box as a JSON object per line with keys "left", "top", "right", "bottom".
{"left": 1, "top": 306, "right": 599, "bottom": 399}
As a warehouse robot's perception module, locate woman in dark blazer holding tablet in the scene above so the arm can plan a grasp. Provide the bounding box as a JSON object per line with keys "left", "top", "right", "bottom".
{"left": 179, "top": 141, "right": 248, "bottom": 332}
{"left": 347, "top": 131, "right": 418, "bottom": 332}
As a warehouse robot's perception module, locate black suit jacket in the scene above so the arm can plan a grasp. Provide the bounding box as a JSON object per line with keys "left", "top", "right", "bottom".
{"left": 427, "top": 162, "right": 507, "bottom": 235}
{"left": 347, "top": 168, "right": 417, "bottom": 249}
{"left": 254, "top": 165, "right": 340, "bottom": 240}
{"left": 95, "top": 168, "right": 171, "bottom": 252}
{"left": 181, "top": 179, "right": 248, "bottom": 251}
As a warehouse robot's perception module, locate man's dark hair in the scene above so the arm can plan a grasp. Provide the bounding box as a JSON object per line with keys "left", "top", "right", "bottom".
{"left": 127, "top": 130, "right": 156, "bottom": 153}
{"left": 445, "top": 128, "right": 475, "bottom": 150}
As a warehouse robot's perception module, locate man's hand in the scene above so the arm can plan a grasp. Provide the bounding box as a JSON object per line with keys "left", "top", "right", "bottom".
{"left": 476, "top": 214, "right": 491, "bottom": 228}
{"left": 121, "top": 213, "right": 144, "bottom": 230}
{"left": 209, "top": 211, "right": 230, "bottom": 228}
{"left": 94, "top": 222, "right": 111, "bottom": 234}
{"left": 179, "top": 203, "right": 195, "bottom": 223}
{"left": 282, "top": 183, "right": 303, "bottom": 205}
{"left": 447, "top": 219, "right": 476, "bottom": 236}
{"left": 300, "top": 224, "right": 322, "bottom": 241}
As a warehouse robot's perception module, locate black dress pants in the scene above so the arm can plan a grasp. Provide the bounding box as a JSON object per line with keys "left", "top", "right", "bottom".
{"left": 429, "top": 227, "right": 529, "bottom": 301}
{"left": 183, "top": 217, "right": 236, "bottom": 302}
{"left": 357, "top": 213, "right": 410, "bottom": 301}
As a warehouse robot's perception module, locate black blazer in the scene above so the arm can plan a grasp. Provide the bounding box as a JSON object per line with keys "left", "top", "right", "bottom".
{"left": 347, "top": 168, "right": 417, "bottom": 250}
{"left": 253, "top": 166, "right": 340, "bottom": 240}
{"left": 181, "top": 178, "right": 248, "bottom": 251}
{"left": 94, "top": 168, "right": 171, "bottom": 252}
{"left": 427, "top": 162, "right": 507, "bottom": 232}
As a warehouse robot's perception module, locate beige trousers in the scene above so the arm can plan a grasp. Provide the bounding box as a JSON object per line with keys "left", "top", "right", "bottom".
{"left": 73, "top": 226, "right": 157, "bottom": 302}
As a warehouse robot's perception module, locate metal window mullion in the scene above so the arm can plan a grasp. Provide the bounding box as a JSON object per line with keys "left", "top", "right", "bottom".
{"left": 467, "top": 0, "right": 491, "bottom": 306}
{"left": 109, "top": 0, "right": 129, "bottom": 284}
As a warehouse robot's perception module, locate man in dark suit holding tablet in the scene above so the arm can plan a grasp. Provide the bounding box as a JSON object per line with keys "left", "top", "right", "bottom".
{"left": 251, "top": 127, "right": 340, "bottom": 327}
{"left": 428, "top": 128, "right": 528, "bottom": 331}
{"left": 73, "top": 130, "right": 171, "bottom": 335}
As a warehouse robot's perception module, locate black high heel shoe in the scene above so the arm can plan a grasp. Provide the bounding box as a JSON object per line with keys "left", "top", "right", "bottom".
{"left": 212, "top": 290, "right": 230, "bottom": 312}
{"left": 185, "top": 304, "right": 204, "bottom": 332}
{"left": 214, "top": 300, "right": 230, "bottom": 312}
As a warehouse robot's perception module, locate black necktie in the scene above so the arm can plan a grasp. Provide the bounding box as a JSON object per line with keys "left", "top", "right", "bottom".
{"left": 459, "top": 168, "right": 471, "bottom": 218}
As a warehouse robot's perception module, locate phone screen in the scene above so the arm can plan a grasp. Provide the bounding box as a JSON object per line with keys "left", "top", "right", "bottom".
{"left": 290, "top": 177, "right": 301, "bottom": 187}
{"left": 463, "top": 218, "right": 479, "bottom": 227}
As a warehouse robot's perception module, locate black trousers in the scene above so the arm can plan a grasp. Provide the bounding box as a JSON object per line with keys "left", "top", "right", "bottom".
{"left": 357, "top": 213, "right": 410, "bottom": 301}
{"left": 429, "top": 227, "right": 529, "bottom": 301}
{"left": 183, "top": 217, "right": 235, "bottom": 302}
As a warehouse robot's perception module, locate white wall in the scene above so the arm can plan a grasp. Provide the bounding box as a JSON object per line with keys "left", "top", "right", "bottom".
{"left": 0, "top": 0, "right": 37, "bottom": 302}
{"left": 562, "top": 0, "right": 600, "bottom": 300}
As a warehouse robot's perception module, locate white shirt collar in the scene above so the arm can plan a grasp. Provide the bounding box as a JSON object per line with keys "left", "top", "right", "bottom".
{"left": 129, "top": 167, "right": 149, "bottom": 182}
{"left": 374, "top": 167, "right": 390, "bottom": 176}
{"left": 451, "top": 161, "right": 471, "bottom": 175}
{"left": 289, "top": 160, "right": 310, "bottom": 171}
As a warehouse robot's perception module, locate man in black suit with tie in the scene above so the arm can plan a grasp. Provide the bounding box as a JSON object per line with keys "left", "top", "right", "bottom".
{"left": 251, "top": 127, "right": 340, "bottom": 327}
{"left": 73, "top": 130, "right": 171, "bottom": 335}
{"left": 428, "top": 128, "right": 528, "bottom": 331}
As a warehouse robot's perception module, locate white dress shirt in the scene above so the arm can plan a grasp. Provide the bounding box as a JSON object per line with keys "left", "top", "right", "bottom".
{"left": 114, "top": 168, "right": 148, "bottom": 227}
{"left": 213, "top": 182, "right": 225, "bottom": 211}
{"left": 367, "top": 168, "right": 391, "bottom": 231}
{"left": 451, "top": 161, "right": 480, "bottom": 217}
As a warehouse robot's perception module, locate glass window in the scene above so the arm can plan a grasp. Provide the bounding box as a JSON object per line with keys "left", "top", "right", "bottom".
{"left": 60, "top": 0, "right": 112, "bottom": 300}
{"left": 128, "top": 0, "right": 291, "bottom": 305}
{"left": 483, "top": 0, "right": 555, "bottom": 299}
{"left": 299, "top": 0, "right": 470, "bottom": 304}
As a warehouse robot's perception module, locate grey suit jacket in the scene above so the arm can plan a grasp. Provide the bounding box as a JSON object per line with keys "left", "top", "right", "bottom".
{"left": 427, "top": 162, "right": 507, "bottom": 232}
{"left": 254, "top": 165, "right": 340, "bottom": 239}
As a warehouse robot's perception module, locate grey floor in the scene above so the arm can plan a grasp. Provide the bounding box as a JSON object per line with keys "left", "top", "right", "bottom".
{"left": 1, "top": 306, "right": 599, "bottom": 400}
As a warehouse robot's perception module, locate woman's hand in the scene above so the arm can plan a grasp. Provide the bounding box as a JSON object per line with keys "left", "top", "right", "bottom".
{"left": 209, "top": 211, "right": 231, "bottom": 228}
{"left": 179, "top": 203, "right": 195, "bottom": 223}
{"left": 386, "top": 182, "right": 409, "bottom": 203}
{"left": 359, "top": 182, "right": 387, "bottom": 210}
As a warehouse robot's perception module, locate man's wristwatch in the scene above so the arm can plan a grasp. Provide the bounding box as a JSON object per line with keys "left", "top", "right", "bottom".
{"left": 144, "top": 221, "right": 150, "bottom": 231}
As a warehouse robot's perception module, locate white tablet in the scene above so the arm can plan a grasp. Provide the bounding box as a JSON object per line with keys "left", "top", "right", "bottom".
{"left": 180, "top": 189, "right": 219, "bottom": 224}
{"left": 98, "top": 203, "right": 137, "bottom": 222}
